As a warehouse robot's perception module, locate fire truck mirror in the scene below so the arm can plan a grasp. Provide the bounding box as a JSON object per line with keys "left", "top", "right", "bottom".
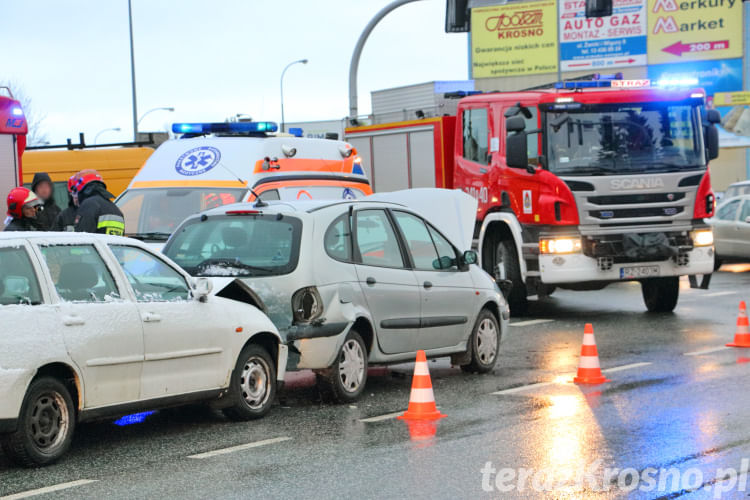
{"left": 704, "top": 125, "right": 719, "bottom": 161}
{"left": 506, "top": 116, "right": 526, "bottom": 133}
{"left": 705, "top": 109, "right": 721, "bottom": 125}
{"left": 506, "top": 133, "right": 529, "bottom": 169}
{"left": 585, "top": 0, "right": 612, "bottom": 18}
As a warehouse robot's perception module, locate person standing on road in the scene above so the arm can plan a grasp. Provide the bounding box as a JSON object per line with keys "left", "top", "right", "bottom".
{"left": 30, "top": 172, "right": 61, "bottom": 230}
{"left": 70, "top": 170, "right": 125, "bottom": 235}
{"left": 53, "top": 175, "right": 79, "bottom": 232}
{"left": 4, "top": 187, "right": 42, "bottom": 232}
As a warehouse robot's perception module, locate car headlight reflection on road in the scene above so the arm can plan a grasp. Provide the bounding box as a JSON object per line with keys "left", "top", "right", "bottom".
{"left": 540, "top": 237, "right": 582, "bottom": 254}
{"left": 692, "top": 230, "right": 714, "bottom": 247}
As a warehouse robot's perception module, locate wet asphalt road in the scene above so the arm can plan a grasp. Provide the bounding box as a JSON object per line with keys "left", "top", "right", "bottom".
{"left": 2, "top": 265, "right": 750, "bottom": 499}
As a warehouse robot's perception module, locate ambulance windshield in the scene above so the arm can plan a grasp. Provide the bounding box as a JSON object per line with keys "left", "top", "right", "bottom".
{"left": 545, "top": 102, "right": 705, "bottom": 176}
{"left": 116, "top": 187, "right": 246, "bottom": 240}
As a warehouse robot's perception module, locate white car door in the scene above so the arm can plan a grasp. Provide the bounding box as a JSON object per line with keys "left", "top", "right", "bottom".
{"left": 38, "top": 243, "right": 144, "bottom": 408}
{"left": 110, "top": 244, "right": 226, "bottom": 399}
{"left": 353, "top": 209, "right": 421, "bottom": 355}
{"left": 391, "top": 210, "right": 476, "bottom": 350}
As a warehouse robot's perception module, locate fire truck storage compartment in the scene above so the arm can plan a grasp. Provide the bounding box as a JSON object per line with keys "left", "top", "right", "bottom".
{"left": 0, "top": 133, "right": 19, "bottom": 207}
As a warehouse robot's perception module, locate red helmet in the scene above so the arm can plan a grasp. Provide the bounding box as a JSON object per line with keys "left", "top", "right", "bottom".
{"left": 70, "top": 169, "right": 106, "bottom": 196}
{"left": 7, "top": 187, "right": 41, "bottom": 219}
{"left": 67, "top": 174, "right": 78, "bottom": 194}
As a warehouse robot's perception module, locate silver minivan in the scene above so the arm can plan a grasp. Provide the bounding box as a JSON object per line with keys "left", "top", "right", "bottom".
{"left": 164, "top": 191, "right": 510, "bottom": 402}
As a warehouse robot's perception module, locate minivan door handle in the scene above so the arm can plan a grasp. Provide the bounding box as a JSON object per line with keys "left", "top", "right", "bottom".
{"left": 366, "top": 277, "right": 376, "bottom": 286}
{"left": 423, "top": 281, "right": 433, "bottom": 289}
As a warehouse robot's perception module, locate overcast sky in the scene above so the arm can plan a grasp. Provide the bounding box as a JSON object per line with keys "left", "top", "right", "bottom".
{"left": 1, "top": 0, "right": 468, "bottom": 144}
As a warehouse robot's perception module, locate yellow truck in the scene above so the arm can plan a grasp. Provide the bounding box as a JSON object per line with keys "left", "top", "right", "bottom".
{"left": 22, "top": 147, "right": 153, "bottom": 210}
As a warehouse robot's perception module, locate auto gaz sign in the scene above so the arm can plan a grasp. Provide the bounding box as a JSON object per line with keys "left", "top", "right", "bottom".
{"left": 175, "top": 147, "right": 221, "bottom": 176}
{"left": 559, "top": 0, "right": 647, "bottom": 72}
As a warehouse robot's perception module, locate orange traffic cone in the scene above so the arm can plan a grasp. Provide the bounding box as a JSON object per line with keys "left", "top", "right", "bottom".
{"left": 573, "top": 324, "right": 610, "bottom": 385}
{"left": 398, "top": 350, "right": 446, "bottom": 421}
{"left": 726, "top": 301, "right": 750, "bottom": 348}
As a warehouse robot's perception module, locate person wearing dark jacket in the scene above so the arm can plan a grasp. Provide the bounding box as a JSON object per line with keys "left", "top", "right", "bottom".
{"left": 53, "top": 174, "right": 78, "bottom": 232}
{"left": 30, "top": 172, "right": 61, "bottom": 230}
{"left": 4, "top": 187, "right": 42, "bottom": 232}
{"left": 70, "top": 170, "right": 125, "bottom": 235}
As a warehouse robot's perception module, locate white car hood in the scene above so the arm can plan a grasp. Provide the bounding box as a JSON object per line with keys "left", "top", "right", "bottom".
{"left": 368, "top": 188, "right": 478, "bottom": 251}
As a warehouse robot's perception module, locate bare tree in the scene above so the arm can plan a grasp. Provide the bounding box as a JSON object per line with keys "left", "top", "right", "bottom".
{"left": 1, "top": 81, "right": 49, "bottom": 146}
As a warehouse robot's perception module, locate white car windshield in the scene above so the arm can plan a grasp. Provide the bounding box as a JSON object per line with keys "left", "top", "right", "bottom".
{"left": 164, "top": 214, "right": 302, "bottom": 277}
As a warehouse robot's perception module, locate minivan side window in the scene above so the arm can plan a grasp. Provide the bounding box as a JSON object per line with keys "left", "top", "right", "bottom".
{"left": 355, "top": 210, "right": 405, "bottom": 268}
{"left": 0, "top": 247, "right": 43, "bottom": 306}
{"left": 325, "top": 213, "right": 353, "bottom": 262}
{"left": 717, "top": 199, "right": 740, "bottom": 221}
{"left": 462, "top": 108, "right": 489, "bottom": 165}
{"left": 392, "top": 211, "right": 439, "bottom": 270}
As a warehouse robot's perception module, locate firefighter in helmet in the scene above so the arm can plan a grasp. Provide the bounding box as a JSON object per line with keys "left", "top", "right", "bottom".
{"left": 70, "top": 170, "right": 125, "bottom": 235}
{"left": 4, "top": 187, "right": 42, "bottom": 232}
{"left": 53, "top": 174, "right": 80, "bottom": 232}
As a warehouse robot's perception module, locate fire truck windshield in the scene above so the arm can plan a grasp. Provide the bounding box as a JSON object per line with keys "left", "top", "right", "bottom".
{"left": 544, "top": 102, "right": 705, "bottom": 176}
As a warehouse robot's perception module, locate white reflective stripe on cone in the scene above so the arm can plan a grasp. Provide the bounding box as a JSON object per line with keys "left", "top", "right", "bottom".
{"left": 409, "top": 387, "right": 436, "bottom": 403}
{"left": 582, "top": 334, "right": 597, "bottom": 346}
{"left": 413, "top": 363, "right": 430, "bottom": 376}
{"left": 578, "top": 356, "right": 601, "bottom": 369}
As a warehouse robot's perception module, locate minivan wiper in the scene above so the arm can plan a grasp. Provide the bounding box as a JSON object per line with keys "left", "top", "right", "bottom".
{"left": 195, "top": 259, "right": 274, "bottom": 276}
{"left": 128, "top": 232, "right": 171, "bottom": 241}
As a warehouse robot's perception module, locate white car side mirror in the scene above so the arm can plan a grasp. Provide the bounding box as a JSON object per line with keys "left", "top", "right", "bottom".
{"left": 193, "top": 278, "right": 213, "bottom": 302}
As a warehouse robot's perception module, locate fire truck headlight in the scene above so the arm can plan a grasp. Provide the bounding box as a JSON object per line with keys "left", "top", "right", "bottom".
{"left": 692, "top": 230, "right": 714, "bottom": 247}
{"left": 540, "top": 237, "right": 582, "bottom": 254}
{"left": 11, "top": 107, "right": 23, "bottom": 116}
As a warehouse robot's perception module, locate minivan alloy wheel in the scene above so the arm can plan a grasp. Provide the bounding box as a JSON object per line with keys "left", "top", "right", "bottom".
{"left": 339, "top": 339, "right": 365, "bottom": 392}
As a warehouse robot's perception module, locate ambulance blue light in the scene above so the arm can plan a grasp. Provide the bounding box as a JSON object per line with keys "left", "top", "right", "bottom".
{"left": 289, "top": 127, "right": 303, "bottom": 137}
{"left": 171, "top": 122, "right": 279, "bottom": 134}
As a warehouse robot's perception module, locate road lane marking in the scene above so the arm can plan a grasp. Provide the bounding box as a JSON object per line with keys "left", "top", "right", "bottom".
{"left": 491, "top": 381, "right": 554, "bottom": 395}
{"left": 187, "top": 436, "right": 291, "bottom": 459}
{"left": 510, "top": 319, "right": 554, "bottom": 327}
{"left": 359, "top": 411, "right": 404, "bottom": 423}
{"left": 702, "top": 291, "right": 737, "bottom": 298}
{"left": 1, "top": 480, "right": 98, "bottom": 500}
{"left": 684, "top": 346, "right": 732, "bottom": 356}
{"left": 491, "top": 362, "right": 652, "bottom": 395}
{"left": 601, "top": 362, "right": 652, "bottom": 373}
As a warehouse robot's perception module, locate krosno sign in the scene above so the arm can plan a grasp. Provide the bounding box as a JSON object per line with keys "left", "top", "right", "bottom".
{"left": 484, "top": 9, "right": 545, "bottom": 38}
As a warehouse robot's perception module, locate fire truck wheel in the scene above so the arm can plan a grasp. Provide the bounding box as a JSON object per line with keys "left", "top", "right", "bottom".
{"left": 641, "top": 277, "right": 679, "bottom": 313}
{"left": 492, "top": 238, "right": 527, "bottom": 316}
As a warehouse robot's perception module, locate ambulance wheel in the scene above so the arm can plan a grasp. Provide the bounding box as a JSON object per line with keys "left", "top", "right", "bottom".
{"left": 641, "top": 277, "right": 679, "bottom": 313}
{"left": 485, "top": 236, "right": 527, "bottom": 316}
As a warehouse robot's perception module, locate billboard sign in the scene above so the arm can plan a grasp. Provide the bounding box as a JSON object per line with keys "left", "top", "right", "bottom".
{"left": 647, "top": 0, "right": 743, "bottom": 64}
{"left": 559, "top": 0, "right": 648, "bottom": 72}
{"left": 471, "top": 0, "right": 558, "bottom": 78}
{"left": 647, "top": 58, "right": 744, "bottom": 97}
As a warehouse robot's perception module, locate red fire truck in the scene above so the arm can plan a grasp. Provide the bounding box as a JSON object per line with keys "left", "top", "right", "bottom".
{"left": 0, "top": 88, "right": 28, "bottom": 229}
{"left": 346, "top": 77, "right": 721, "bottom": 314}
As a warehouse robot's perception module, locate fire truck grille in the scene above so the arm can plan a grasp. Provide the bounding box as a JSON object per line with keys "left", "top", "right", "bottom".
{"left": 587, "top": 193, "right": 686, "bottom": 205}
{"left": 588, "top": 206, "right": 685, "bottom": 220}
{"left": 583, "top": 232, "right": 693, "bottom": 264}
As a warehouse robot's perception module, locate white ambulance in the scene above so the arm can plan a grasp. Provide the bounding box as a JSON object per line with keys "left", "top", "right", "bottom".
{"left": 115, "top": 121, "right": 372, "bottom": 245}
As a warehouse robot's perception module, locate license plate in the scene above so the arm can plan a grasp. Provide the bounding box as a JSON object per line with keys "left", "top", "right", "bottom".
{"left": 620, "top": 265, "right": 660, "bottom": 279}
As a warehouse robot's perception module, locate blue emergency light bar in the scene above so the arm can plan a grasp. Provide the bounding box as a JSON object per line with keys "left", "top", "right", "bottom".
{"left": 555, "top": 80, "right": 614, "bottom": 90}
{"left": 171, "top": 121, "right": 279, "bottom": 135}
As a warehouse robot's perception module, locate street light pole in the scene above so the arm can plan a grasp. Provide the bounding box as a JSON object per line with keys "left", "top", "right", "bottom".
{"left": 280, "top": 59, "right": 308, "bottom": 133}
{"left": 128, "top": 0, "right": 138, "bottom": 141}
{"left": 95, "top": 127, "right": 122, "bottom": 145}
{"left": 137, "top": 107, "right": 175, "bottom": 128}
{"left": 348, "top": 0, "right": 423, "bottom": 120}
